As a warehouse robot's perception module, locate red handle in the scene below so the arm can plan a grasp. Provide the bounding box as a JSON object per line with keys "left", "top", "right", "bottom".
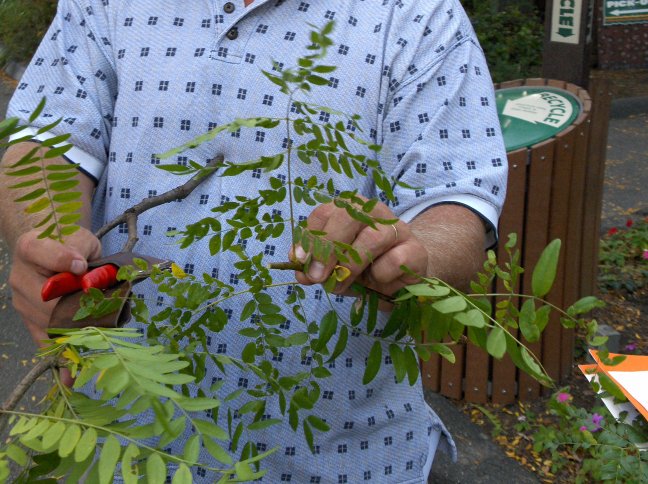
{"left": 81, "top": 264, "right": 119, "bottom": 293}
{"left": 41, "top": 272, "right": 84, "bottom": 302}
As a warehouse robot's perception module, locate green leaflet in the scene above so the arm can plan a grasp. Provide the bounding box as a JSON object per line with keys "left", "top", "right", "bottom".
{"left": 531, "top": 239, "right": 561, "bottom": 298}
{"left": 204, "top": 437, "right": 233, "bottom": 465}
{"left": 519, "top": 299, "right": 540, "bottom": 343}
{"left": 145, "top": 453, "right": 167, "bottom": 484}
{"left": 5, "top": 444, "right": 28, "bottom": 467}
{"left": 183, "top": 435, "right": 201, "bottom": 464}
{"left": 57, "top": 424, "right": 81, "bottom": 458}
{"left": 74, "top": 428, "right": 98, "bottom": 462}
{"left": 98, "top": 435, "right": 121, "bottom": 484}
{"left": 314, "top": 310, "right": 337, "bottom": 351}
{"left": 121, "top": 443, "right": 141, "bottom": 484}
{"left": 389, "top": 344, "right": 407, "bottom": 384}
{"left": 172, "top": 464, "right": 193, "bottom": 484}
{"left": 403, "top": 346, "right": 420, "bottom": 386}
{"left": 362, "top": 341, "right": 382, "bottom": 385}
{"left": 487, "top": 327, "right": 507, "bottom": 359}
{"left": 432, "top": 295, "right": 467, "bottom": 314}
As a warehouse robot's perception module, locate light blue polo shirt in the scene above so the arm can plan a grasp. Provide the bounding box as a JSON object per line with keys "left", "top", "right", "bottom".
{"left": 8, "top": 0, "right": 508, "bottom": 482}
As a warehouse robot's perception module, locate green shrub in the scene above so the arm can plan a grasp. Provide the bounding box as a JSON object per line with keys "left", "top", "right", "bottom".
{"left": 463, "top": 1, "right": 544, "bottom": 83}
{"left": 0, "top": 0, "right": 542, "bottom": 84}
{"left": 0, "top": 0, "right": 57, "bottom": 65}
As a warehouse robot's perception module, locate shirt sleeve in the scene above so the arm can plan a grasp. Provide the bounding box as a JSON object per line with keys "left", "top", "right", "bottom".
{"left": 6, "top": 0, "right": 116, "bottom": 183}
{"left": 379, "top": 1, "right": 508, "bottom": 248}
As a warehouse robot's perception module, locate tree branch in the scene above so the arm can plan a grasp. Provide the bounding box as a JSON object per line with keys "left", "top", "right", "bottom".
{"left": 95, "top": 155, "right": 223, "bottom": 249}
{"left": 0, "top": 355, "right": 58, "bottom": 436}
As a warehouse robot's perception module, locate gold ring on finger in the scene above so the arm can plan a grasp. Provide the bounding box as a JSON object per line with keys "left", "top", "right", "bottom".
{"left": 391, "top": 224, "right": 399, "bottom": 242}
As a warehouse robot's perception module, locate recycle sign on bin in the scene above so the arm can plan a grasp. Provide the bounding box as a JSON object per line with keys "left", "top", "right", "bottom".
{"left": 496, "top": 86, "right": 582, "bottom": 152}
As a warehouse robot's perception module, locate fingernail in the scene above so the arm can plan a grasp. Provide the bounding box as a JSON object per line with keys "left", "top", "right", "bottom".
{"left": 295, "top": 245, "right": 307, "bottom": 262}
{"left": 308, "top": 262, "right": 326, "bottom": 281}
{"left": 70, "top": 259, "right": 86, "bottom": 275}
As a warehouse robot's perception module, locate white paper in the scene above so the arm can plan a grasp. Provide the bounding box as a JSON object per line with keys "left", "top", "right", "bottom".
{"left": 584, "top": 371, "right": 639, "bottom": 424}
{"left": 608, "top": 371, "right": 648, "bottom": 414}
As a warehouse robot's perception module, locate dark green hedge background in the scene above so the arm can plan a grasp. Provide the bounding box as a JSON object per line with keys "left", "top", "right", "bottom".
{"left": 0, "top": 0, "right": 543, "bottom": 83}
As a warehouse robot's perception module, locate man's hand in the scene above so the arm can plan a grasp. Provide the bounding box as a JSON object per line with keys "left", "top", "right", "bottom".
{"left": 291, "top": 201, "right": 487, "bottom": 298}
{"left": 9, "top": 227, "right": 101, "bottom": 345}
{"left": 292, "top": 200, "right": 428, "bottom": 297}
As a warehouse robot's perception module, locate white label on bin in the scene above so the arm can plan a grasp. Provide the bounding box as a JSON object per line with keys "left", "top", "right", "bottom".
{"left": 502, "top": 92, "right": 574, "bottom": 127}
{"left": 551, "top": 0, "right": 582, "bottom": 44}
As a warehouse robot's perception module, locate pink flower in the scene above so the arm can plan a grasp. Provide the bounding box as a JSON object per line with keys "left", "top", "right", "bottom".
{"left": 579, "top": 425, "right": 588, "bottom": 431}
{"left": 643, "top": 249, "right": 648, "bottom": 260}
{"left": 607, "top": 227, "right": 618, "bottom": 236}
{"left": 556, "top": 392, "right": 571, "bottom": 403}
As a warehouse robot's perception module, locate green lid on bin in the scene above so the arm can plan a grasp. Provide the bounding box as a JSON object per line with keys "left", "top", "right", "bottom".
{"left": 496, "top": 86, "right": 582, "bottom": 152}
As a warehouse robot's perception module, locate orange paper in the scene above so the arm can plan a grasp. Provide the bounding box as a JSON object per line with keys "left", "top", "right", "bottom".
{"left": 582, "top": 350, "right": 648, "bottom": 422}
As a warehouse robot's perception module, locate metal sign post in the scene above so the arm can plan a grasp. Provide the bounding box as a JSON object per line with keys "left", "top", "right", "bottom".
{"left": 542, "top": 0, "right": 594, "bottom": 87}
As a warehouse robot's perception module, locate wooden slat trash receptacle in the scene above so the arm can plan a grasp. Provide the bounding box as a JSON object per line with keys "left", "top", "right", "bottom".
{"left": 422, "top": 78, "right": 610, "bottom": 404}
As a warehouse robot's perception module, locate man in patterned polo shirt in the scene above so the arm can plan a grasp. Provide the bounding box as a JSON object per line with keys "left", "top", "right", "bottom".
{"left": 1, "top": 0, "right": 507, "bottom": 482}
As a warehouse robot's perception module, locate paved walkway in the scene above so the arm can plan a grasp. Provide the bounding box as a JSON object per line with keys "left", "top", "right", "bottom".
{"left": 0, "top": 73, "right": 645, "bottom": 482}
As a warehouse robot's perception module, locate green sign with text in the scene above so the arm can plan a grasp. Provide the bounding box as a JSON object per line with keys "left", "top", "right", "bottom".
{"left": 496, "top": 87, "right": 582, "bottom": 152}
{"left": 604, "top": 0, "right": 648, "bottom": 25}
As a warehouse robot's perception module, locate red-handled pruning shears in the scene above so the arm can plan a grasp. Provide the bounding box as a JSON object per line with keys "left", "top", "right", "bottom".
{"left": 41, "top": 264, "right": 120, "bottom": 302}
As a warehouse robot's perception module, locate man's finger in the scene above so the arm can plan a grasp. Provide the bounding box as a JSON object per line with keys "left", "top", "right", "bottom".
{"left": 302, "top": 204, "right": 364, "bottom": 282}
{"left": 15, "top": 229, "right": 101, "bottom": 275}
{"left": 333, "top": 222, "right": 406, "bottom": 294}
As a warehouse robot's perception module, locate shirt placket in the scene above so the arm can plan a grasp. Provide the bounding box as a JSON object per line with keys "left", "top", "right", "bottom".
{"left": 211, "top": 0, "right": 271, "bottom": 63}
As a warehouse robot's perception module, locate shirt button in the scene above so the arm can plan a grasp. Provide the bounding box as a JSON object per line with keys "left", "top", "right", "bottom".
{"left": 223, "top": 2, "right": 235, "bottom": 13}
{"left": 226, "top": 27, "right": 239, "bottom": 40}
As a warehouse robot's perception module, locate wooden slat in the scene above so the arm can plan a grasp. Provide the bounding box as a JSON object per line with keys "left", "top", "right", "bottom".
{"left": 524, "top": 78, "right": 549, "bottom": 87}
{"left": 518, "top": 139, "right": 555, "bottom": 401}
{"left": 440, "top": 343, "right": 465, "bottom": 400}
{"left": 561, "top": 117, "right": 591, "bottom": 379}
{"left": 497, "top": 79, "right": 524, "bottom": 89}
{"left": 463, "top": 342, "right": 489, "bottom": 403}
{"left": 547, "top": 79, "right": 567, "bottom": 90}
{"left": 491, "top": 148, "right": 528, "bottom": 404}
{"left": 420, "top": 333, "right": 441, "bottom": 392}
{"left": 542, "top": 127, "right": 577, "bottom": 389}
{"left": 580, "top": 78, "right": 612, "bottom": 297}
